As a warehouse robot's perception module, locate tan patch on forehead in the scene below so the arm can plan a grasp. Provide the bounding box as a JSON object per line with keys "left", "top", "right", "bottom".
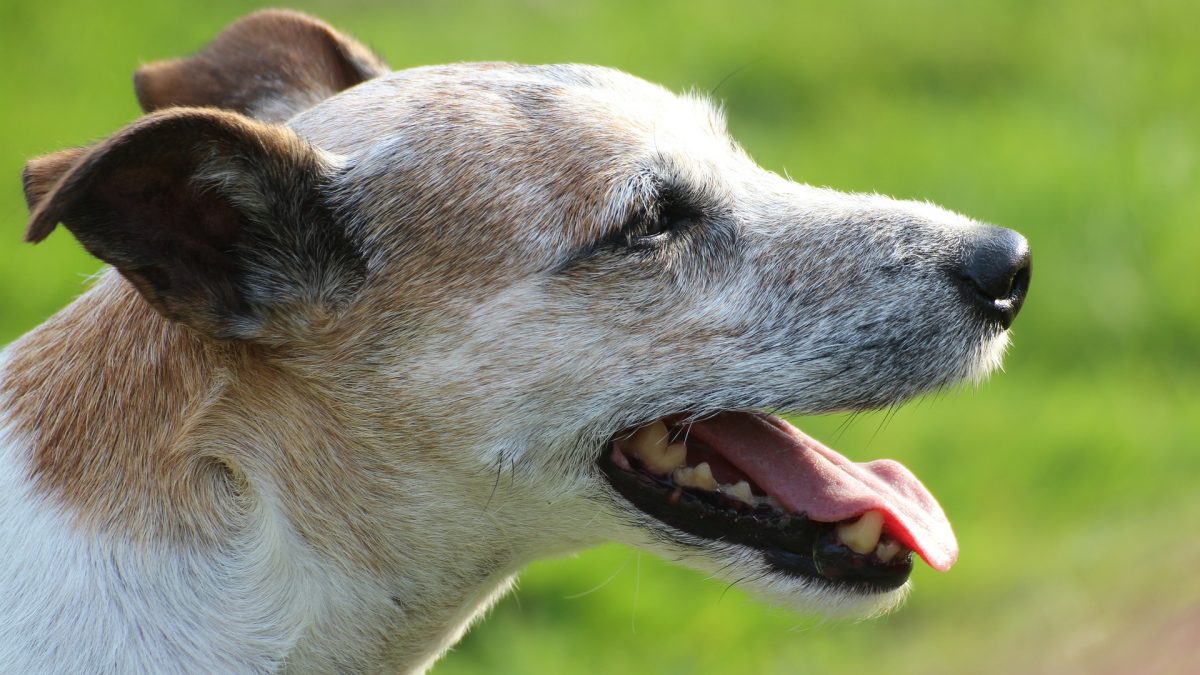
{"left": 286, "top": 65, "right": 741, "bottom": 313}
{"left": 290, "top": 67, "right": 687, "bottom": 297}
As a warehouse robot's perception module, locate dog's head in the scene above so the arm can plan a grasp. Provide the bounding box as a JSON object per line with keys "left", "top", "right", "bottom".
{"left": 24, "top": 11, "right": 1029, "bottom": 618}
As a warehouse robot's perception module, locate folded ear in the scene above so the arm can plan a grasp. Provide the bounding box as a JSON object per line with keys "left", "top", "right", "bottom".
{"left": 27, "top": 108, "right": 365, "bottom": 340}
{"left": 22, "top": 146, "right": 89, "bottom": 211}
{"left": 134, "top": 9, "right": 388, "bottom": 122}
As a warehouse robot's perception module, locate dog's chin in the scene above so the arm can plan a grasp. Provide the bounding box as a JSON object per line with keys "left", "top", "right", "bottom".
{"left": 678, "top": 539, "right": 912, "bottom": 619}
{"left": 606, "top": 514, "right": 913, "bottom": 620}
{"left": 751, "top": 567, "right": 912, "bottom": 621}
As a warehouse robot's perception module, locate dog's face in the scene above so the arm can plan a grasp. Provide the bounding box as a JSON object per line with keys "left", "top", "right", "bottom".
{"left": 282, "top": 62, "right": 1027, "bottom": 615}
{"left": 24, "top": 12, "right": 1029, "bottom": 628}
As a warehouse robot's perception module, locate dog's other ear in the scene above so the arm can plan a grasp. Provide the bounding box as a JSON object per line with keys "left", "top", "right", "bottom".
{"left": 22, "top": 146, "right": 89, "bottom": 212}
{"left": 134, "top": 9, "right": 387, "bottom": 122}
{"left": 26, "top": 107, "right": 365, "bottom": 341}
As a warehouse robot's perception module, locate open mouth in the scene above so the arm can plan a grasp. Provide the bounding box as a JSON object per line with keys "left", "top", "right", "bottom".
{"left": 598, "top": 412, "right": 957, "bottom": 593}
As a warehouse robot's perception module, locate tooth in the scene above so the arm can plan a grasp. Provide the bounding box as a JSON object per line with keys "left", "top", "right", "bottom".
{"left": 655, "top": 443, "right": 689, "bottom": 474}
{"left": 673, "top": 462, "right": 718, "bottom": 491}
{"left": 836, "top": 510, "right": 885, "bottom": 555}
{"left": 691, "top": 463, "right": 716, "bottom": 489}
{"left": 723, "top": 480, "right": 754, "bottom": 504}
{"left": 629, "top": 420, "right": 668, "bottom": 456}
{"left": 627, "top": 421, "right": 684, "bottom": 474}
{"left": 875, "top": 539, "right": 903, "bottom": 563}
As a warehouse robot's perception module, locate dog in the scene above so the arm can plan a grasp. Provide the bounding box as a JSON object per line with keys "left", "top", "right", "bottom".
{"left": 0, "top": 10, "right": 1031, "bottom": 673}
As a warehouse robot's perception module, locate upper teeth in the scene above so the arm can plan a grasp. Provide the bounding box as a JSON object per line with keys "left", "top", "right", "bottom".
{"left": 627, "top": 420, "right": 687, "bottom": 475}
{"left": 622, "top": 420, "right": 768, "bottom": 508}
{"left": 836, "top": 510, "right": 885, "bottom": 555}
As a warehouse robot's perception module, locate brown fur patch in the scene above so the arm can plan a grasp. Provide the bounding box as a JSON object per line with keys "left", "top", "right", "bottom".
{"left": 292, "top": 71, "right": 651, "bottom": 315}
{"left": 2, "top": 275, "right": 237, "bottom": 542}
{"left": 134, "top": 9, "right": 388, "bottom": 122}
{"left": 1, "top": 272, "right": 408, "bottom": 569}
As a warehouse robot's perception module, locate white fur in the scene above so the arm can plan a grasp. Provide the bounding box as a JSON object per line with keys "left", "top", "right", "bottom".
{"left": 0, "top": 425, "right": 301, "bottom": 673}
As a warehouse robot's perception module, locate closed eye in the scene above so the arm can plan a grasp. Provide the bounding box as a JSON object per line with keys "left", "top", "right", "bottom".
{"left": 554, "top": 181, "right": 710, "bottom": 272}
{"left": 622, "top": 192, "right": 701, "bottom": 247}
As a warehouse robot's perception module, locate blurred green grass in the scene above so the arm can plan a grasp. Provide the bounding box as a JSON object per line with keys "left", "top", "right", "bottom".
{"left": 2, "top": 1, "right": 1198, "bottom": 673}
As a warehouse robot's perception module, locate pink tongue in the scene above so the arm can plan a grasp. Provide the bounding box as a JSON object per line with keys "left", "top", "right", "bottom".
{"left": 683, "top": 412, "right": 958, "bottom": 571}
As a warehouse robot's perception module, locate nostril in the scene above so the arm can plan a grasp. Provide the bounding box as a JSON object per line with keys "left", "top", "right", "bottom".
{"left": 957, "top": 227, "right": 1032, "bottom": 327}
{"left": 1007, "top": 259, "right": 1031, "bottom": 300}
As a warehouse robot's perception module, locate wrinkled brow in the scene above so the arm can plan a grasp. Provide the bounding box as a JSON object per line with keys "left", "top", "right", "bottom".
{"left": 555, "top": 156, "right": 727, "bottom": 270}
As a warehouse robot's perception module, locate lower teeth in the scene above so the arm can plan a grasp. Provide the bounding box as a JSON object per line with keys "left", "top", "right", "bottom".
{"left": 721, "top": 480, "right": 755, "bottom": 504}
{"left": 874, "top": 539, "right": 904, "bottom": 563}
{"left": 672, "top": 462, "right": 718, "bottom": 491}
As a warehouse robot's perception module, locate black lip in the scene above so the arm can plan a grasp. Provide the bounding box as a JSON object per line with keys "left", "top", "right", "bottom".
{"left": 598, "top": 449, "right": 912, "bottom": 593}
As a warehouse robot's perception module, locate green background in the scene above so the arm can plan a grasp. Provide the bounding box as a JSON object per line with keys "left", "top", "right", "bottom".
{"left": 2, "top": 1, "right": 1198, "bottom": 672}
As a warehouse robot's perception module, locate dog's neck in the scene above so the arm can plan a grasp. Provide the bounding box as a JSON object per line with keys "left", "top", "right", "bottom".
{"left": 0, "top": 271, "right": 557, "bottom": 671}
{"left": 4, "top": 272, "right": 228, "bottom": 541}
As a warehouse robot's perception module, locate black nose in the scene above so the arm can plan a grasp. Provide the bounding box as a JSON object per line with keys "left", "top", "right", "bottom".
{"left": 957, "top": 226, "right": 1031, "bottom": 328}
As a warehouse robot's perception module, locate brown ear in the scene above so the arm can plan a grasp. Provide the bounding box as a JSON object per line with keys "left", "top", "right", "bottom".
{"left": 22, "top": 146, "right": 89, "bottom": 212}
{"left": 134, "top": 9, "right": 387, "bottom": 122}
{"left": 27, "top": 108, "right": 364, "bottom": 340}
